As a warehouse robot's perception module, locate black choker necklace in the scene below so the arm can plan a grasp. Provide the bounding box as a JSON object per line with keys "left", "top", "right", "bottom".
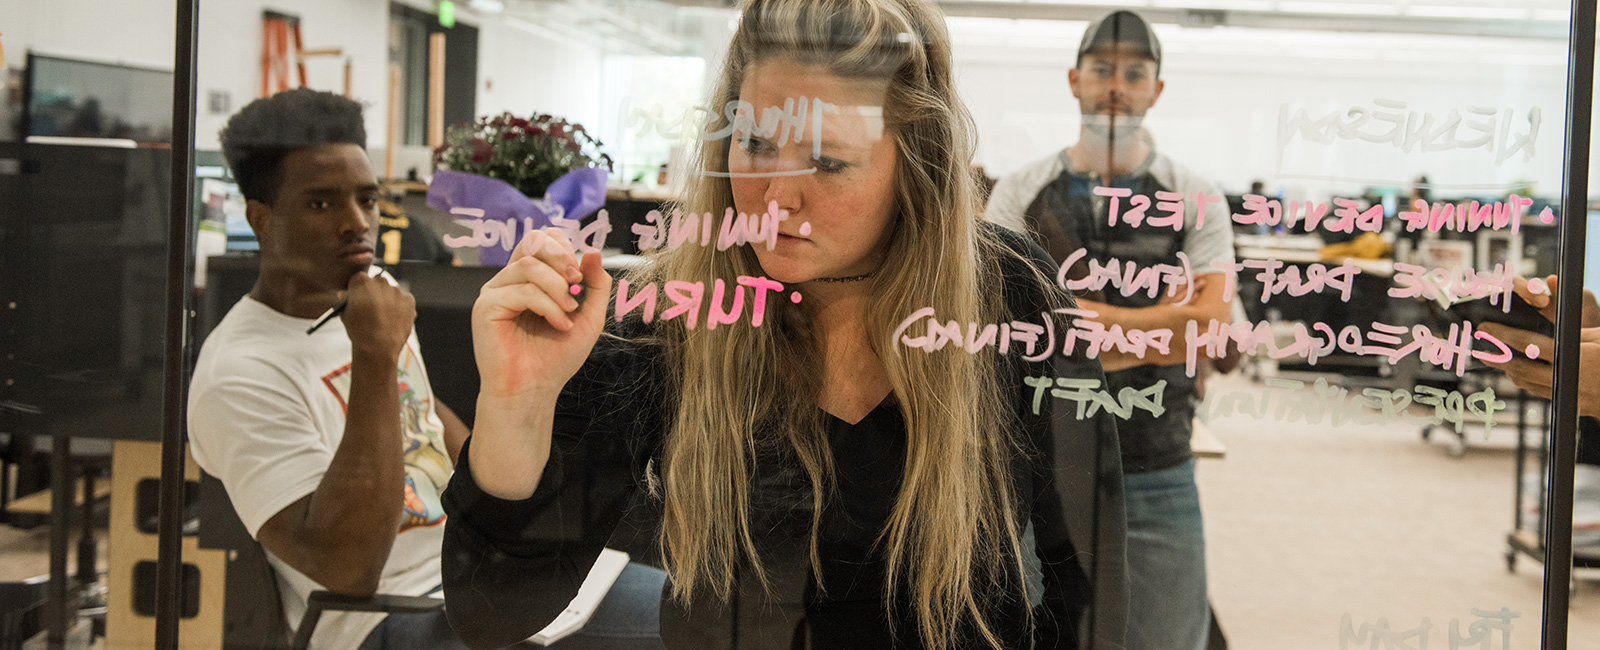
{"left": 814, "top": 272, "right": 874, "bottom": 283}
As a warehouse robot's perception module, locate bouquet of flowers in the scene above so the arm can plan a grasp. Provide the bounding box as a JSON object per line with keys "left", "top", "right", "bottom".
{"left": 435, "top": 112, "right": 613, "bottom": 198}
{"left": 428, "top": 112, "right": 613, "bottom": 266}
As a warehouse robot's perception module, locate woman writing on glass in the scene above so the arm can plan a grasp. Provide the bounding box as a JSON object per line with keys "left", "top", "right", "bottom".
{"left": 441, "top": 0, "right": 1126, "bottom": 648}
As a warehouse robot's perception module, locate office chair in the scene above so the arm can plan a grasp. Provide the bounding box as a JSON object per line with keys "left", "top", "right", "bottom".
{"left": 195, "top": 473, "right": 443, "bottom": 650}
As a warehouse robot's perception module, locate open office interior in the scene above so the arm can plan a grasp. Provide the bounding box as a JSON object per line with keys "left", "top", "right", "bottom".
{"left": 1, "top": 0, "right": 1599, "bottom": 648}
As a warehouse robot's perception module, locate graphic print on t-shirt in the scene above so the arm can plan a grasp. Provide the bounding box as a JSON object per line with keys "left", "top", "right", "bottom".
{"left": 319, "top": 344, "right": 451, "bottom": 532}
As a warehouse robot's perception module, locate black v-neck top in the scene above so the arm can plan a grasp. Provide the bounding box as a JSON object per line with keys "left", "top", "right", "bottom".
{"left": 440, "top": 225, "right": 1128, "bottom": 650}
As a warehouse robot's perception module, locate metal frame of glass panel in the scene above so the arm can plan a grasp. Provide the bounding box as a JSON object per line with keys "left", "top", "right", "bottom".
{"left": 143, "top": 1, "right": 1595, "bottom": 648}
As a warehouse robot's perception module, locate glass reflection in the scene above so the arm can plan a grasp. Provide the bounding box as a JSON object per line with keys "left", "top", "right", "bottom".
{"left": 5, "top": 0, "right": 1595, "bottom": 649}
{"left": 984, "top": 11, "right": 1226, "bottom": 650}
{"left": 444, "top": 1, "right": 1122, "bottom": 649}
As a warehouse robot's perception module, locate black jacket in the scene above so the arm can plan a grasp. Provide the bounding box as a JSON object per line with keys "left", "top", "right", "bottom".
{"left": 440, "top": 225, "right": 1128, "bottom": 649}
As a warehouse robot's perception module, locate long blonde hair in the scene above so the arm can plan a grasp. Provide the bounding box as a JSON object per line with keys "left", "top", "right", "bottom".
{"left": 631, "top": 0, "right": 1027, "bottom": 647}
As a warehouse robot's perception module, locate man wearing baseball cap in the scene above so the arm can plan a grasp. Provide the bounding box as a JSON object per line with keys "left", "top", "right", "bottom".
{"left": 987, "top": 10, "right": 1234, "bottom": 650}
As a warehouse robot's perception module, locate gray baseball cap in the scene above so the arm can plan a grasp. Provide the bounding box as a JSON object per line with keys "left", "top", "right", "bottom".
{"left": 1076, "top": 10, "right": 1163, "bottom": 76}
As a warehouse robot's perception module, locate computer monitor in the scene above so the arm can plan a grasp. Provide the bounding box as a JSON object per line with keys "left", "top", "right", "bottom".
{"left": 23, "top": 53, "right": 174, "bottom": 143}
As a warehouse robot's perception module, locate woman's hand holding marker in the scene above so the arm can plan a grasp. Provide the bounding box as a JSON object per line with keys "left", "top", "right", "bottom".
{"left": 473, "top": 227, "right": 612, "bottom": 400}
{"left": 468, "top": 227, "right": 611, "bottom": 500}
{"left": 467, "top": 225, "right": 608, "bottom": 499}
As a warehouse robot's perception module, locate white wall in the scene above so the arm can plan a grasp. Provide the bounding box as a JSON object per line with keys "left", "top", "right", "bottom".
{"left": 952, "top": 18, "right": 1575, "bottom": 200}
{"left": 476, "top": 17, "right": 604, "bottom": 132}
{"left": 5, "top": 0, "right": 605, "bottom": 158}
{"left": 0, "top": 0, "right": 399, "bottom": 150}
{"left": 6, "top": 0, "right": 1588, "bottom": 199}
{"left": 191, "top": 0, "right": 388, "bottom": 151}
{"left": 0, "top": 0, "right": 176, "bottom": 71}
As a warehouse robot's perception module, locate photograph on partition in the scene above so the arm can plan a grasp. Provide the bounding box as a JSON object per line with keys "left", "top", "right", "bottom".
{"left": 4, "top": 0, "right": 1599, "bottom": 649}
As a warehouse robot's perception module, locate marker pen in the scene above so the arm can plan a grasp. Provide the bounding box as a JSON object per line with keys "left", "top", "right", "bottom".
{"left": 306, "top": 265, "right": 385, "bottom": 335}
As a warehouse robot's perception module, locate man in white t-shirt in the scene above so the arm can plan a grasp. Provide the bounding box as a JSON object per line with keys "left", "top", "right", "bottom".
{"left": 986, "top": 11, "right": 1234, "bottom": 650}
{"left": 189, "top": 89, "right": 665, "bottom": 650}
{"left": 188, "top": 87, "right": 466, "bottom": 650}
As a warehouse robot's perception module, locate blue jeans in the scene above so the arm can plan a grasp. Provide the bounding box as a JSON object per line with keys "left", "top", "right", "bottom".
{"left": 1123, "top": 459, "right": 1209, "bottom": 650}
{"left": 359, "top": 562, "right": 667, "bottom": 650}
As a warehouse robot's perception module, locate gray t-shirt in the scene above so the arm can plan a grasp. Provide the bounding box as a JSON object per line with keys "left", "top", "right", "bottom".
{"left": 988, "top": 149, "right": 1235, "bottom": 276}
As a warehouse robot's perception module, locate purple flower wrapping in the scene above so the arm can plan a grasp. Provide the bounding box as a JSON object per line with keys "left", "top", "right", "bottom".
{"left": 426, "top": 167, "right": 609, "bottom": 266}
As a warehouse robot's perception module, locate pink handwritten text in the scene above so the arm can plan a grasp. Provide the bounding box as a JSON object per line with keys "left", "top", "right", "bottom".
{"left": 1216, "top": 258, "right": 1361, "bottom": 304}
{"left": 632, "top": 201, "right": 794, "bottom": 252}
{"left": 1390, "top": 263, "right": 1515, "bottom": 306}
{"left": 1184, "top": 318, "right": 1514, "bottom": 378}
{"left": 613, "top": 275, "right": 795, "bottom": 329}
{"left": 1090, "top": 188, "right": 1537, "bottom": 234}
{"left": 1058, "top": 249, "right": 1194, "bottom": 304}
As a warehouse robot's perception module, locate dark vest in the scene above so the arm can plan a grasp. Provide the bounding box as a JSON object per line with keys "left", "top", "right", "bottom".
{"left": 1023, "top": 159, "right": 1196, "bottom": 474}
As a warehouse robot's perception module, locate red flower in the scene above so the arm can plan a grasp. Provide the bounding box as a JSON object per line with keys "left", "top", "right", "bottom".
{"left": 512, "top": 117, "right": 530, "bottom": 129}
{"left": 529, "top": 126, "right": 545, "bottom": 136}
{"left": 503, "top": 131, "right": 519, "bottom": 141}
{"left": 549, "top": 124, "right": 565, "bottom": 139}
{"left": 566, "top": 141, "right": 581, "bottom": 152}
{"left": 470, "top": 138, "right": 493, "bottom": 164}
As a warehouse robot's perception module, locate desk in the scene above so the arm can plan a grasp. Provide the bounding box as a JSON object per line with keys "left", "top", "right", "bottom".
{"left": 1235, "top": 246, "right": 1395, "bottom": 278}
{"left": 601, "top": 250, "right": 649, "bottom": 271}
{"left": 1230, "top": 237, "right": 1402, "bottom": 360}
{"left": 1233, "top": 233, "right": 1395, "bottom": 277}
{"left": 1191, "top": 420, "right": 1227, "bottom": 460}
{"left": 9, "top": 479, "right": 111, "bottom": 516}
{"left": 608, "top": 184, "right": 673, "bottom": 203}
{"left": 382, "top": 179, "right": 429, "bottom": 194}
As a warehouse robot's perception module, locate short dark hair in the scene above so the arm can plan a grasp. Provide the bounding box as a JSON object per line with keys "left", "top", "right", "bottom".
{"left": 219, "top": 88, "right": 367, "bottom": 205}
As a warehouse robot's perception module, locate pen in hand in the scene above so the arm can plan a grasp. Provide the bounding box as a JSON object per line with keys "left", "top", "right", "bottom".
{"left": 306, "top": 265, "right": 384, "bottom": 335}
